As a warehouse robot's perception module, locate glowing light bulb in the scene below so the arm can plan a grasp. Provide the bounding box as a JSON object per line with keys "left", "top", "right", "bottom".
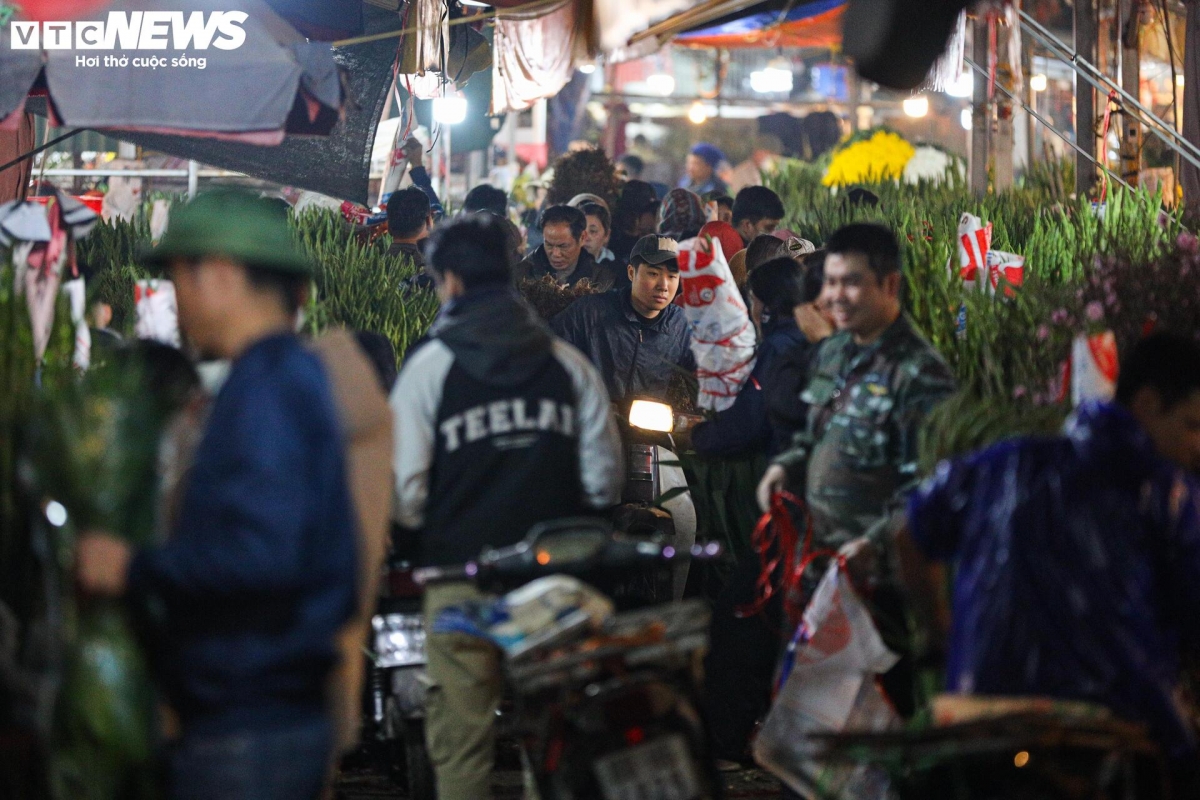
{"left": 432, "top": 96, "right": 467, "bottom": 125}
{"left": 1030, "top": 74, "right": 1048, "bottom": 92}
{"left": 687, "top": 101, "right": 709, "bottom": 125}
{"left": 945, "top": 72, "right": 973, "bottom": 98}
{"left": 646, "top": 73, "right": 675, "bottom": 96}
{"left": 903, "top": 95, "right": 930, "bottom": 118}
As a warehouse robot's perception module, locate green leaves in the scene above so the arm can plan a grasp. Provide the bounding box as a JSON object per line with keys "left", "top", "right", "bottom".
{"left": 294, "top": 210, "right": 440, "bottom": 367}
{"left": 765, "top": 165, "right": 1184, "bottom": 404}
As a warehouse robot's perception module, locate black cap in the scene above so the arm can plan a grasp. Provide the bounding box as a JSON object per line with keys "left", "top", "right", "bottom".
{"left": 619, "top": 180, "right": 661, "bottom": 214}
{"left": 630, "top": 235, "right": 680, "bottom": 270}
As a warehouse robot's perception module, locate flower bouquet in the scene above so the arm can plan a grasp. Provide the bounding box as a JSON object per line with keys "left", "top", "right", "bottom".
{"left": 28, "top": 353, "right": 166, "bottom": 800}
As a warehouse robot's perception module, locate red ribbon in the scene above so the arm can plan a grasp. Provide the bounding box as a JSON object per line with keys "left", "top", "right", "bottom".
{"left": 736, "top": 491, "right": 804, "bottom": 619}
{"left": 1099, "top": 90, "right": 1119, "bottom": 204}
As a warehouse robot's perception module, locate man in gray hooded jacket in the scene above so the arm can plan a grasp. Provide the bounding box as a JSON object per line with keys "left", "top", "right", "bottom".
{"left": 390, "top": 213, "right": 622, "bottom": 798}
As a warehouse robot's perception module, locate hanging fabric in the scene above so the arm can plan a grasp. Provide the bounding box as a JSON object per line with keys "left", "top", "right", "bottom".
{"left": 491, "top": 0, "right": 595, "bottom": 114}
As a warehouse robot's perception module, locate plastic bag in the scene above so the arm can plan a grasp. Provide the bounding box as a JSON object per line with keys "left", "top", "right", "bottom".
{"left": 134, "top": 279, "right": 181, "bottom": 347}
{"left": 1071, "top": 331, "right": 1119, "bottom": 405}
{"left": 433, "top": 575, "right": 614, "bottom": 659}
{"left": 676, "top": 236, "right": 756, "bottom": 412}
{"left": 755, "top": 563, "right": 900, "bottom": 800}
{"left": 951, "top": 212, "right": 1025, "bottom": 296}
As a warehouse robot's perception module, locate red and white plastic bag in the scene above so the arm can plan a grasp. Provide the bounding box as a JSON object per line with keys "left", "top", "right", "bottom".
{"left": 1071, "top": 331, "right": 1119, "bottom": 404}
{"left": 676, "top": 236, "right": 756, "bottom": 412}
{"left": 952, "top": 212, "right": 1025, "bottom": 296}
{"left": 135, "top": 279, "right": 181, "bottom": 348}
{"left": 754, "top": 563, "right": 900, "bottom": 800}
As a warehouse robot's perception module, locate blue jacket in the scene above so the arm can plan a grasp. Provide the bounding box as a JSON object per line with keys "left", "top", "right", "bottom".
{"left": 129, "top": 334, "right": 357, "bottom": 732}
{"left": 908, "top": 402, "right": 1200, "bottom": 764}
{"left": 550, "top": 287, "right": 695, "bottom": 406}
{"left": 691, "top": 316, "right": 808, "bottom": 458}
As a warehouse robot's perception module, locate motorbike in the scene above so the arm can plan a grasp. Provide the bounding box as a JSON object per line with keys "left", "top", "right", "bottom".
{"left": 362, "top": 531, "right": 435, "bottom": 800}
{"left": 416, "top": 517, "right": 725, "bottom": 800}
{"left": 616, "top": 398, "right": 702, "bottom": 604}
{"left": 360, "top": 400, "right": 703, "bottom": 795}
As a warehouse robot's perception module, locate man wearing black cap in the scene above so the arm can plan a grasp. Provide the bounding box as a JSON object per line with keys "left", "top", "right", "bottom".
{"left": 609, "top": 180, "right": 662, "bottom": 264}
{"left": 550, "top": 234, "right": 695, "bottom": 406}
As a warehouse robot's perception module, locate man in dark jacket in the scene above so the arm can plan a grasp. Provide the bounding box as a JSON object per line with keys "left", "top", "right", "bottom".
{"left": 550, "top": 235, "right": 696, "bottom": 407}
{"left": 391, "top": 214, "right": 622, "bottom": 799}
{"left": 896, "top": 333, "right": 1200, "bottom": 793}
{"left": 76, "top": 190, "right": 358, "bottom": 800}
{"left": 692, "top": 257, "right": 809, "bottom": 459}
{"left": 609, "top": 180, "right": 661, "bottom": 263}
{"left": 387, "top": 186, "right": 437, "bottom": 293}
{"left": 515, "top": 204, "right": 614, "bottom": 289}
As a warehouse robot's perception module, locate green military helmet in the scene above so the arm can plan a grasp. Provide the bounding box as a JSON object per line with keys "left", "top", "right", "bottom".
{"left": 141, "top": 188, "right": 311, "bottom": 276}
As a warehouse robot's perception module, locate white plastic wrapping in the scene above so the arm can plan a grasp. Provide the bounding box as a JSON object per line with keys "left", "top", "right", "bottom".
{"left": 676, "top": 236, "right": 756, "bottom": 412}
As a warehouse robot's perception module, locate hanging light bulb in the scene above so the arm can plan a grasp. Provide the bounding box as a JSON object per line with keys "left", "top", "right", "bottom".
{"left": 903, "top": 95, "right": 929, "bottom": 118}
{"left": 687, "top": 101, "right": 709, "bottom": 125}
{"left": 750, "top": 57, "right": 793, "bottom": 94}
{"left": 432, "top": 95, "right": 468, "bottom": 125}
{"left": 960, "top": 108, "right": 973, "bottom": 130}
{"left": 1030, "top": 74, "right": 1048, "bottom": 92}
{"left": 646, "top": 73, "right": 675, "bottom": 96}
{"left": 944, "top": 72, "right": 974, "bottom": 98}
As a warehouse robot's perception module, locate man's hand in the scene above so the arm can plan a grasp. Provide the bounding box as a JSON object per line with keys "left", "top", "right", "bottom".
{"left": 839, "top": 536, "right": 878, "bottom": 589}
{"left": 402, "top": 137, "right": 424, "bottom": 170}
{"left": 757, "top": 464, "right": 789, "bottom": 512}
{"left": 77, "top": 532, "right": 133, "bottom": 597}
{"left": 795, "top": 302, "right": 834, "bottom": 344}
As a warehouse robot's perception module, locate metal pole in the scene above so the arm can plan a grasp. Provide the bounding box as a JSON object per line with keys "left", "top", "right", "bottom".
{"left": 443, "top": 125, "right": 453, "bottom": 206}
{"left": 1075, "top": 0, "right": 1097, "bottom": 197}
{"left": 1118, "top": 0, "right": 1141, "bottom": 185}
{"left": 187, "top": 159, "right": 198, "bottom": 199}
{"left": 970, "top": 16, "right": 991, "bottom": 195}
{"left": 965, "top": 57, "right": 1135, "bottom": 192}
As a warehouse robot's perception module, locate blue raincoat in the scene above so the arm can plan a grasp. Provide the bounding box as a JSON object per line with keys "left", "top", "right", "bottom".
{"left": 908, "top": 402, "right": 1200, "bottom": 763}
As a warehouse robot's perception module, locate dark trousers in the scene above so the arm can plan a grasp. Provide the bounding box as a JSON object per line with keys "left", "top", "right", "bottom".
{"left": 169, "top": 716, "right": 332, "bottom": 800}
{"left": 703, "top": 553, "right": 785, "bottom": 762}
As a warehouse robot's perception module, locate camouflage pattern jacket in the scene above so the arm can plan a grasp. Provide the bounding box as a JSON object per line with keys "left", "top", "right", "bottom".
{"left": 775, "top": 314, "right": 956, "bottom": 568}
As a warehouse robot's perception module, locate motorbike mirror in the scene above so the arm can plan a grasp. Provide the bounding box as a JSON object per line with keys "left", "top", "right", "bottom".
{"left": 629, "top": 399, "right": 674, "bottom": 433}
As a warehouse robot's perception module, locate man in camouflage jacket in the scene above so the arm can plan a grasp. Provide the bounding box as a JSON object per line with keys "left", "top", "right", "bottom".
{"left": 758, "top": 222, "right": 956, "bottom": 713}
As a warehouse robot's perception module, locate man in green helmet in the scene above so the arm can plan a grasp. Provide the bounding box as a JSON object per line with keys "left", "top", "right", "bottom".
{"left": 76, "top": 190, "right": 358, "bottom": 800}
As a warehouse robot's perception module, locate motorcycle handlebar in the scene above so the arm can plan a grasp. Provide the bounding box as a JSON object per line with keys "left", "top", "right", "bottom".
{"left": 412, "top": 563, "right": 476, "bottom": 586}
{"left": 413, "top": 540, "right": 725, "bottom": 590}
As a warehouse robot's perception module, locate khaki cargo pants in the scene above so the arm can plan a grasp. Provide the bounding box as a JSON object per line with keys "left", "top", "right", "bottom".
{"left": 423, "top": 583, "right": 504, "bottom": 799}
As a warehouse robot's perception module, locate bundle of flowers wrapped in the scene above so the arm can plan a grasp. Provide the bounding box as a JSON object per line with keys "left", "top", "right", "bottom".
{"left": 903, "top": 145, "right": 965, "bottom": 185}
{"left": 822, "top": 130, "right": 915, "bottom": 187}
{"left": 518, "top": 275, "right": 603, "bottom": 321}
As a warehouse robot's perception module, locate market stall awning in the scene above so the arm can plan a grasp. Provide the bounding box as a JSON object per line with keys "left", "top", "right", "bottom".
{"left": 23, "top": 37, "right": 395, "bottom": 204}
{"left": 675, "top": 0, "right": 846, "bottom": 49}
{"left": 108, "top": 38, "right": 396, "bottom": 204}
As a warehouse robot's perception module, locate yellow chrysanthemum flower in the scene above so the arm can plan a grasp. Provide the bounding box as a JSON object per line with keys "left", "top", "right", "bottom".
{"left": 822, "top": 131, "right": 916, "bottom": 187}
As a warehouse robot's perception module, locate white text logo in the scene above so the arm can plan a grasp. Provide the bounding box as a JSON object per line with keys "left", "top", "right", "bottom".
{"left": 10, "top": 12, "right": 247, "bottom": 50}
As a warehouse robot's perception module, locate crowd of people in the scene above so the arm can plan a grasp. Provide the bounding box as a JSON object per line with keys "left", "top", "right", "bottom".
{"left": 69, "top": 139, "right": 1200, "bottom": 800}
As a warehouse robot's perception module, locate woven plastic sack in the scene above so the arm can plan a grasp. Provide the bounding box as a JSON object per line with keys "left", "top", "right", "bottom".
{"left": 676, "top": 236, "right": 756, "bottom": 412}
{"left": 754, "top": 562, "right": 900, "bottom": 800}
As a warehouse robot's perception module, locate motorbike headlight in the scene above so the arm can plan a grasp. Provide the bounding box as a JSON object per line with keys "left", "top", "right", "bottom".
{"left": 372, "top": 613, "right": 427, "bottom": 668}
{"left": 629, "top": 400, "right": 674, "bottom": 433}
